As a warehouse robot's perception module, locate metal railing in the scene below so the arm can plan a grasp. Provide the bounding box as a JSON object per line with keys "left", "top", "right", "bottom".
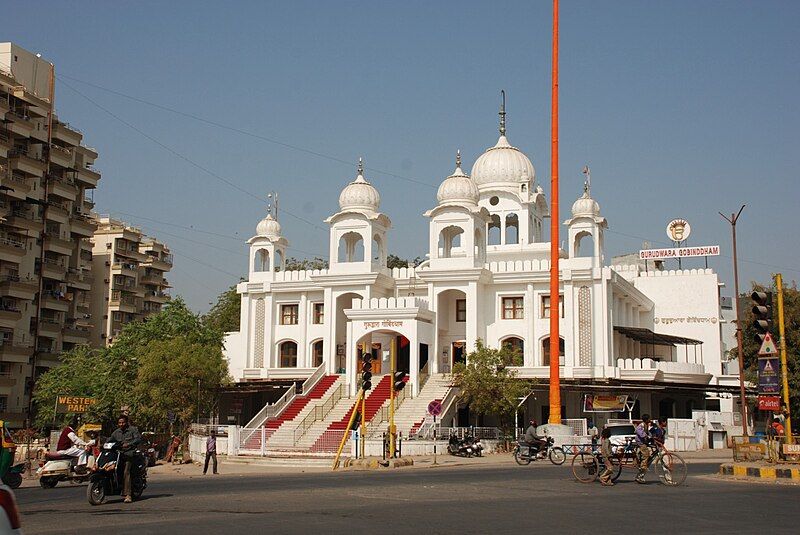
{"left": 418, "top": 361, "right": 430, "bottom": 390}
{"left": 372, "top": 385, "right": 409, "bottom": 427}
{"left": 239, "top": 364, "right": 327, "bottom": 446}
{"left": 0, "top": 237, "right": 26, "bottom": 249}
{"left": 293, "top": 382, "right": 346, "bottom": 443}
{"left": 412, "top": 383, "right": 459, "bottom": 439}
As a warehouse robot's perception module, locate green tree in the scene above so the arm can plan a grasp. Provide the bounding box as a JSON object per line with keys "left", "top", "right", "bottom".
{"left": 204, "top": 283, "right": 242, "bottom": 334}
{"left": 736, "top": 279, "right": 800, "bottom": 416}
{"left": 285, "top": 257, "right": 329, "bottom": 270}
{"left": 452, "top": 341, "right": 535, "bottom": 431}
{"left": 387, "top": 254, "right": 425, "bottom": 269}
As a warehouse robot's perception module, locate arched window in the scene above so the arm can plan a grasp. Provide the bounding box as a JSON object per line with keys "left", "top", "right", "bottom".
{"left": 505, "top": 213, "right": 519, "bottom": 244}
{"left": 501, "top": 337, "right": 524, "bottom": 366}
{"left": 279, "top": 341, "right": 298, "bottom": 367}
{"left": 474, "top": 228, "right": 485, "bottom": 260}
{"left": 312, "top": 340, "right": 324, "bottom": 367}
{"left": 438, "top": 225, "right": 464, "bottom": 258}
{"left": 372, "top": 234, "right": 385, "bottom": 267}
{"left": 254, "top": 249, "right": 270, "bottom": 272}
{"left": 338, "top": 232, "right": 364, "bottom": 263}
{"left": 488, "top": 214, "right": 501, "bottom": 245}
{"left": 275, "top": 249, "right": 284, "bottom": 272}
{"left": 542, "top": 337, "right": 565, "bottom": 366}
{"left": 574, "top": 230, "right": 594, "bottom": 258}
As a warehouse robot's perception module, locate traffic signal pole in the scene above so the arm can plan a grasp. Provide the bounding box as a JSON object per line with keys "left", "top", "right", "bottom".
{"left": 720, "top": 206, "right": 748, "bottom": 436}
{"left": 775, "top": 274, "right": 793, "bottom": 442}
{"left": 389, "top": 338, "right": 396, "bottom": 458}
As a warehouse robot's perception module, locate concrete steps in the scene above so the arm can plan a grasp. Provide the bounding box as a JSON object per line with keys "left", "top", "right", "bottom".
{"left": 395, "top": 375, "right": 454, "bottom": 436}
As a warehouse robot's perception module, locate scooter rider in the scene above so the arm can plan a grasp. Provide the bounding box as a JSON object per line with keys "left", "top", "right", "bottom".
{"left": 106, "top": 415, "right": 143, "bottom": 503}
{"left": 56, "top": 417, "right": 90, "bottom": 467}
{"left": 524, "top": 419, "right": 547, "bottom": 456}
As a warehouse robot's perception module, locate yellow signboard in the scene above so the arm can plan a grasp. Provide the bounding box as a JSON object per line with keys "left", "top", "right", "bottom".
{"left": 55, "top": 395, "right": 97, "bottom": 414}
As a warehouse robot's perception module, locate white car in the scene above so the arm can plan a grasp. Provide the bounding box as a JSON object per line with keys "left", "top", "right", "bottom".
{"left": 606, "top": 423, "right": 637, "bottom": 448}
{"left": 0, "top": 482, "right": 22, "bottom": 534}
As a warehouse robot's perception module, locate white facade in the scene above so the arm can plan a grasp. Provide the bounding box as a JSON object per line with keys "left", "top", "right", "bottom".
{"left": 224, "top": 110, "right": 735, "bottom": 417}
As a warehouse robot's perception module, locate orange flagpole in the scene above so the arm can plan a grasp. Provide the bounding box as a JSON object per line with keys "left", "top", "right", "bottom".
{"left": 548, "top": 0, "right": 562, "bottom": 425}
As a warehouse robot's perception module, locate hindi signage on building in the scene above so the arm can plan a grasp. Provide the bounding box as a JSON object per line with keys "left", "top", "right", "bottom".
{"left": 55, "top": 395, "right": 97, "bottom": 414}
{"left": 758, "top": 357, "right": 780, "bottom": 395}
{"left": 639, "top": 245, "right": 720, "bottom": 261}
{"left": 583, "top": 394, "right": 628, "bottom": 412}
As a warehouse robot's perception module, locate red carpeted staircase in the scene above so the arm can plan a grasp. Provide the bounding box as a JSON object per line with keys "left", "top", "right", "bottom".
{"left": 310, "top": 375, "right": 400, "bottom": 452}
{"left": 243, "top": 375, "right": 339, "bottom": 450}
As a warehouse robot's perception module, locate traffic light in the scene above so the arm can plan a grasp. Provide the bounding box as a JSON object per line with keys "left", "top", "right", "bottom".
{"left": 361, "top": 353, "right": 373, "bottom": 391}
{"left": 751, "top": 291, "right": 773, "bottom": 343}
{"left": 393, "top": 370, "right": 407, "bottom": 392}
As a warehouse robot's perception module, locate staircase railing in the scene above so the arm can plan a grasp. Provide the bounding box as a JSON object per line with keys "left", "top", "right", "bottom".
{"left": 293, "top": 382, "right": 346, "bottom": 443}
{"left": 239, "top": 364, "right": 327, "bottom": 446}
{"left": 413, "top": 379, "right": 459, "bottom": 439}
{"left": 418, "top": 361, "right": 430, "bottom": 391}
{"left": 366, "top": 386, "right": 409, "bottom": 437}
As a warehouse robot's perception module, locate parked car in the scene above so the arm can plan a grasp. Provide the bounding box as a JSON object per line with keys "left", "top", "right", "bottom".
{"left": 0, "top": 482, "right": 22, "bottom": 534}
{"left": 606, "top": 423, "right": 637, "bottom": 447}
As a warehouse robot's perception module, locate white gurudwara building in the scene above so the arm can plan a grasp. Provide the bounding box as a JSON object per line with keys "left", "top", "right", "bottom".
{"left": 222, "top": 104, "right": 742, "bottom": 453}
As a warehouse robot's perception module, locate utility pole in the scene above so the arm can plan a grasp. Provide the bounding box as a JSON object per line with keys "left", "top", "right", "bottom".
{"left": 719, "top": 206, "right": 748, "bottom": 436}
{"left": 389, "top": 338, "right": 396, "bottom": 458}
{"left": 775, "top": 273, "right": 793, "bottom": 442}
{"left": 548, "top": 0, "right": 562, "bottom": 425}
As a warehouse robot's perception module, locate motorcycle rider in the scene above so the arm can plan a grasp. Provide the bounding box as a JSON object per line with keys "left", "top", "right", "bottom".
{"left": 106, "top": 414, "right": 143, "bottom": 503}
{"left": 524, "top": 419, "right": 547, "bottom": 457}
{"left": 56, "top": 417, "right": 90, "bottom": 468}
{"left": 634, "top": 414, "right": 653, "bottom": 484}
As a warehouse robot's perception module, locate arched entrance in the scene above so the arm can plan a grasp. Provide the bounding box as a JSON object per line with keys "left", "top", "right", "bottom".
{"left": 436, "top": 288, "right": 467, "bottom": 373}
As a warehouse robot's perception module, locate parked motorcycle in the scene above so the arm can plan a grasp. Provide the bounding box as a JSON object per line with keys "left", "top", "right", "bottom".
{"left": 463, "top": 433, "right": 484, "bottom": 457}
{"left": 37, "top": 441, "right": 96, "bottom": 488}
{"left": 448, "top": 433, "right": 477, "bottom": 457}
{"left": 513, "top": 437, "right": 566, "bottom": 466}
{"left": 87, "top": 441, "right": 147, "bottom": 505}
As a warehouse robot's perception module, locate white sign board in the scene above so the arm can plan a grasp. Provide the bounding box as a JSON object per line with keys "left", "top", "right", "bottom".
{"left": 639, "top": 245, "right": 720, "bottom": 261}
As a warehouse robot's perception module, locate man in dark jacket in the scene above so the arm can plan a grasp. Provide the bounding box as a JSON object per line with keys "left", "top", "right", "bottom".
{"left": 524, "top": 419, "right": 547, "bottom": 456}
{"left": 106, "top": 415, "right": 143, "bottom": 503}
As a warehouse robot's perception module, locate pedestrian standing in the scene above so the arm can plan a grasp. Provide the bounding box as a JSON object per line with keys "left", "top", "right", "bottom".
{"left": 204, "top": 430, "right": 218, "bottom": 475}
{"left": 598, "top": 427, "right": 615, "bottom": 486}
{"left": 587, "top": 420, "right": 599, "bottom": 447}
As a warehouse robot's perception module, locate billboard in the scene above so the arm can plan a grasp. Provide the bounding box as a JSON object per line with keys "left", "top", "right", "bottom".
{"left": 55, "top": 395, "right": 97, "bottom": 414}
{"left": 583, "top": 394, "right": 628, "bottom": 412}
{"left": 758, "top": 357, "right": 780, "bottom": 395}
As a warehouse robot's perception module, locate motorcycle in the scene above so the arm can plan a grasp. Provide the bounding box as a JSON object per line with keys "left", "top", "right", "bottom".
{"left": 37, "top": 441, "right": 97, "bottom": 488}
{"left": 447, "top": 434, "right": 477, "bottom": 457}
{"left": 513, "top": 436, "right": 566, "bottom": 466}
{"left": 463, "top": 434, "right": 484, "bottom": 457}
{"left": 1, "top": 462, "right": 25, "bottom": 489}
{"left": 87, "top": 441, "right": 147, "bottom": 505}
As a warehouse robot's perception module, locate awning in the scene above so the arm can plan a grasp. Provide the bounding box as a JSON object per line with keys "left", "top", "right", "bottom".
{"left": 613, "top": 326, "right": 702, "bottom": 346}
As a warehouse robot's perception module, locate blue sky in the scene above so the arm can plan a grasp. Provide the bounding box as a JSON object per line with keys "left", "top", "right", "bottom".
{"left": 5, "top": 1, "right": 799, "bottom": 312}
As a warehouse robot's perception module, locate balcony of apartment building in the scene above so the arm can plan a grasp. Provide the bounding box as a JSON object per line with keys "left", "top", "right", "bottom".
{"left": 44, "top": 229, "right": 74, "bottom": 257}
{"left": 7, "top": 145, "right": 46, "bottom": 176}
{"left": 0, "top": 166, "right": 33, "bottom": 200}
{"left": 37, "top": 315, "right": 63, "bottom": 338}
{"left": 0, "top": 337, "right": 33, "bottom": 364}
{"left": 52, "top": 121, "right": 83, "bottom": 147}
{"left": 69, "top": 209, "right": 96, "bottom": 237}
{"left": 0, "top": 127, "right": 12, "bottom": 154}
{"left": 110, "top": 260, "right": 138, "bottom": 278}
{"left": 4, "top": 205, "right": 43, "bottom": 233}
{"left": 142, "top": 302, "right": 162, "bottom": 316}
{"left": 141, "top": 252, "right": 172, "bottom": 272}
{"left": 40, "top": 256, "right": 67, "bottom": 281}
{"left": 5, "top": 106, "right": 34, "bottom": 136}
{"left": 47, "top": 143, "right": 75, "bottom": 169}
{"left": 0, "top": 362, "right": 15, "bottom": 388}
{"left": 62, "top": 321, "right": 90, "bottom": 344}
{"left": 0, "top": 299, "right": 22, "bottom": 328}
{"left": 35, "top": 340, "right": 61, "bottom": 368}
{"left": 0, "top": 235, "right": 27, "bottom": 264}
{"left": 74, "top": 163, "right": 100, "bottom": 188}
{"left": 109, "top": 290, "right": 138, "bottom": 313}
{"left": 143, "top": 289, "right": 169, "bottom": 304}
{"left": 138, "top": 270, "right": 164, "bottom": 286}
{"left": 64, "top": 268, "right": 91, "bottom": 291}
{"left": 0, "top": 273, "right": 38, "bottom": 301}
{"left": 46, "top": 172, "right": 78, "bottom": 201}
{"left": 44, "top": 198, "right": 70, "bottom": 226}
{"left": 0, "top": 92, "right": 9, "bottom": 115}
{"left": 41, "top": 288, "right": 71, "bottom": 313}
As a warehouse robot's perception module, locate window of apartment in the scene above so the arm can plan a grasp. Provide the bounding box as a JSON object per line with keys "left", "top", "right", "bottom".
{"left": 0, "top": 362, "right": 11, "bottom": 377}
{"left": 312, "top": 340, "right": 324, "bottom": 367}
{"left": 541, "top": 295, "right": 564, "bottom": 319}
{"left": 281, "top": 304, "right": 299, "bottom": 325}
{"left": 313, "top": 303, "right": 325, "bottom": 324}
{"left": 502, "top": 337, "right": 524, "bottom": 366}
{"left": 455, "top": 299, "right": 467, "bottom": 322}
{"left": 279, "top": 341, "right": 298, "bottom": 367}
{"left": 501, "top": 296, "right": 524, "bottom": 320}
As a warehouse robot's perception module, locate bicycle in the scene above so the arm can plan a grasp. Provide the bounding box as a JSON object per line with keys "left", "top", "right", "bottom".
{"left": 571, "top": 439, "right": 686, "bottom": 486}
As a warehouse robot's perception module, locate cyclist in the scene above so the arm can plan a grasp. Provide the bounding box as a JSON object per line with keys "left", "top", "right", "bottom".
{"left": 598, "top": 427, "right": 615, "bottom": 486}
{"left": 634, "top": 414, "right": 653, "bottom": 484}
{"left": 651, "top": 417, "right": 667, "bottom": 447}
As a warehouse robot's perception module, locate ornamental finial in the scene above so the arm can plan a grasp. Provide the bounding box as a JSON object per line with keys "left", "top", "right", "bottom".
{"left": 456, "top": 149, "right": 462, "bottom": 169}
{"left": 499, "top": 90, "right": 507, "bottom": 136}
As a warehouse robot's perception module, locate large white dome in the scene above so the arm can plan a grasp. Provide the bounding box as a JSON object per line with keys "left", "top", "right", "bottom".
{"left": 571, "top": 189, "right": 600, "bottom": 217}
{"left": 338, "top": 162, "right": 380, "bottom": 212}
{"left": 437, "top": 153, "right": 479, "bottom": 206}
{"left": 470, "top": 135, "right": 535, "bottom": 190}
{"left": 255, "top": 213, "right": 281, "bottom": 238}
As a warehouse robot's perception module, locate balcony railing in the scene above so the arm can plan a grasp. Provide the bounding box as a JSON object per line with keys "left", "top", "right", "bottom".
{"left": 0, "top": 237, "right": 26, "bottom": 249}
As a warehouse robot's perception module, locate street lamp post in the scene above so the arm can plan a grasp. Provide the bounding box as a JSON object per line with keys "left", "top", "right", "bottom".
{"left": 719, "top": 205, "right": 748, "bottom": 436}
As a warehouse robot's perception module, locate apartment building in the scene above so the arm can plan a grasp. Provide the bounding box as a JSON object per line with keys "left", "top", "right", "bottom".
{"left": 0, "top": 43, "right": 99, "bottom": 425}
{"left": 89, "top": 217, "right": 171, "bottom": 346}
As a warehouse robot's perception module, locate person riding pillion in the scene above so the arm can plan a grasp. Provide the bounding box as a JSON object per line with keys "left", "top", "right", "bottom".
{"left": 106, "top": 415, "right": 143, "bottom": 503}
{"left": 56, "top": 417, "right": 90, "bottom": 466}
{"left": 634, "top": 414, "right": 653, "bottom": 484}
{"left": 524, "top": 419, "right": 547, "bottom": 456}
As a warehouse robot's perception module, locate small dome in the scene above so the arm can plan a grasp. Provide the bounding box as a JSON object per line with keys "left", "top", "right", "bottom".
{"left": 256, "top": 213, "right": 281, "bottom": 238}
{"left": 470, "top": 135, "right": 535, "bottom": 190}
{"left": 571, "top": 189, "right": 600, "bottom": 217}
{"left": 338, "top": 160, "right": 380, "bottom": 212}
{"left": 437, "top": 151, "right": 479, "bottom": 206}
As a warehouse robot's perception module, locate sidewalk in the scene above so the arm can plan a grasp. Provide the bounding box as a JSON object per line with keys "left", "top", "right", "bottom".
{"left": 719, "top": 462, "right": 800, "bottom": 482}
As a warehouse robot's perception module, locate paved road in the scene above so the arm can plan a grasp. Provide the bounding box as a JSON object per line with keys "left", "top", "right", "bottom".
{"left": 16, "top": 460, "right": 799, "bottom": 534}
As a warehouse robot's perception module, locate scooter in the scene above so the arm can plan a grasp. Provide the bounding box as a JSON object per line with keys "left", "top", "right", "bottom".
{"left": 464, "top": 434, "right": 484, "bottom": 457}
{"left": 448, "top": 434, "right": 477, "bottom": 457}
{"left": 1, "top": 462, "right": 25, "bottom": 489}
{"left": 37, "top": 441, "right": 96, "bottom": 488}
{"left": 87, "top": 441, "right": 147, "bottom": 505}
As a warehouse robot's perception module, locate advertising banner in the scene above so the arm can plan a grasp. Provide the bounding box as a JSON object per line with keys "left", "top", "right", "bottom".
{"left": 55, "top": 395, "right": 97, "bottom": 414}
{"left": 583, "top": 394, "right": 628, "bottom": 412}
{"left": 758, "top": 396, "right": 781, "bottom": 412}
{"left": 758, "top": 357, "right": 780, "bottom": 395}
